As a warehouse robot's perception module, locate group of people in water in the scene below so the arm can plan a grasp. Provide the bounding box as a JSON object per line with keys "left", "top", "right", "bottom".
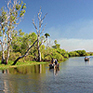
{"left": 51, "top": 58, "right": 58, "bottom": 66}
{"left": 49, "top": 58, "right": 59, "bottom": 75}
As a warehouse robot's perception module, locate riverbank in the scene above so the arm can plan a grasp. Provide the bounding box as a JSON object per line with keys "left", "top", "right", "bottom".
{"left": 0, "top": 61, "right": 48, "bottom": 70}
{"left": 0, "top": 58, "right": 68, "bottom": 70}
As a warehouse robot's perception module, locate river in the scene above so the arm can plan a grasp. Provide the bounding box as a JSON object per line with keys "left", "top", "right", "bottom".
{"left": 0, "top": 57, "right": 93, "bottom": 93}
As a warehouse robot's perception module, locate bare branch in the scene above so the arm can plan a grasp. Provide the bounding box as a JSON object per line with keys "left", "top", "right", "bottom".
{"left": 41, "top": 13, "right": 48, "bottom": 23}
{"left": 40, "top": 24, "right": 47, "bottom": 35}
{"left": 39, "top": 37, "right": 47, "bottom": 48}
{"left": 32, "top": 19, "right": 38, "bottom": 33}
{"left": 0, "top": 39, "right": 2, "bottom": 44}
{"left": 38, "top": 7, "right": 42, "bottom": 22}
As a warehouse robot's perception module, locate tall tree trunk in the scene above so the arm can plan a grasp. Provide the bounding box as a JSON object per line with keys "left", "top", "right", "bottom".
{"left": 6, "top": 22, "right": 12, "bottom": 64}
{"left": 12, "top": 39, "right": 37, "bottom": 65}
{"left": 37, "top": 36, "right": 41, "bottom": 62}
{"left": 1, "top": 31, "right": 5, "bottom": 64}
{"left": 6, "top": 39, "right": 10, "bottom": 64}
{"left": 32, "top": 8, "right": 47, "bottom": 62}
{"left": 1, "top": 45, "right": 5, "bottom": 64}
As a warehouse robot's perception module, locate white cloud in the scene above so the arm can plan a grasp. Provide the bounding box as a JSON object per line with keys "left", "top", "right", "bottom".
{"left": 46, "top": 19, "right": 93, "bottom": 52}
{"left": 57, "top": 38, "right": 93, "bottom": 52}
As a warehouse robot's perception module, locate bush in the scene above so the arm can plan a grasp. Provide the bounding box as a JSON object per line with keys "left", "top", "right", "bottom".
{"left": 64, "top": 54, "right": 69, "bottom": 58}
{"left": 9, "top": 52, "right": 21, "bottom": 61}
{"left": 22, "top": 55, "right": 34, "bottom": 62}
{"left": 75, "top": 50, "right": 86, "bottom": 56}
{"left": 44, "top": 56, "right": 51, "bottom": 62}
{"left": 51, "top": 50, "right": 64, "bottom": 61}
{"left": 69, "top": 51, "right": 79, "bottom": 57}
{"left": 9, "top": 52, "right": 34, "bottom": 62}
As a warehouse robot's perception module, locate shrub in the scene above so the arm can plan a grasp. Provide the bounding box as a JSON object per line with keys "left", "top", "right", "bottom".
{"left": 75, "top": 50, "right": 86, "bottom": 56}
{"left": 64, "top": 54, "right": 69, "bottom": 58}
{"left": 69, "top": 51, "right": 79, "bottom": 57}
{"left": 22, "top": 55, "right": 34, "bottom": 62}
{"left": 9, "top": 52, "right": 21, "bottom": 61}
{"left": 44, "top": 56, "right": 51, "bottom": 62}
{"left": 51, "top": 51, "right": 64, "bottom": 61}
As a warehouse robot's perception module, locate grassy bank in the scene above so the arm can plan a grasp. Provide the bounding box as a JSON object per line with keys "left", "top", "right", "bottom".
{"left": 0, "top": 58, "right": 68, "bottom": 70}
{"left": 0, "top": 61, "right": 48, "bottom": 70}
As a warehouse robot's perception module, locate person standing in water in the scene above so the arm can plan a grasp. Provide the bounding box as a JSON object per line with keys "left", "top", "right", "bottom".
{"left": 55, "top": 59, "right": 57, "bottom": 65}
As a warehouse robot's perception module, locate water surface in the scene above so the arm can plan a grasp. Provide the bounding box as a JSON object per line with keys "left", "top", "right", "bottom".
{"left": 0, "top": 57, "right": 93, "bottom": 93}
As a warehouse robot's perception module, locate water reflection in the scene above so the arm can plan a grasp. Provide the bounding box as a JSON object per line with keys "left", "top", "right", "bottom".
{"left": 2, "top": 69, "right": 9, "bottom": 74}
{"left": 2, "top": 64, "right": 46, "bottom": 74}
{"left": 49, "top": 68, "right": 60, "bottom": 76}
{"left": 85, "top": 61, "right": 90, "bottom": 65}
{"left": 1, "top": 57, "right": 93, "bottom": 93}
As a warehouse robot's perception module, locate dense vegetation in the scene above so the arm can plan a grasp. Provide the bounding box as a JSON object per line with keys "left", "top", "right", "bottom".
{"left": 0, "top": 31, "right": 91, "bottom": 64}
{"left": 0, "top": 0, "right": 92, "bottom": 66}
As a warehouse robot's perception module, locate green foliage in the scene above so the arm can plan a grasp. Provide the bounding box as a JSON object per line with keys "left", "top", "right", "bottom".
{"left": 52, "top": 52, "right": 64, "bottom": 61}
{"left": 10, "top": 15, "right": 15, "bottom": 21}
{"left": 9, "top": 52, "right": 21, "bottom": 61}
{"left": 19, "top": 29, "right": 25, "bottom": 36}
{"left": 54, "top": 40, "right": 57, "bottom": 44}
{"left": 87, "top": 52, "right": 93, "bottom": 56}
{"left": 52, "top": 44, "right": 60, "bottom": 49}
{"left": 64, "top": 54, "right": 69, "bottom": 58}
{"left": 45, "top": 33, "right": 50, "bottom": 38}
{"left": 56, "top": 49, "right": 66, "bottom": 55}
{"left": 75, "top": 50, "right": 86, "bottom": 56}
{"left": 9, "top": 52, "right": 34, "bottom": 62}
{"left": 68, "top": 50, "right": 87, "bottom": 57}
{"left": 69, "top": 51, "right": 79, "bottom": 57}
{"left": 0, "top": 0, "right": 27, "bottom": 64}
{"left": 16, "top": 4, "right": 21, "bottom": 10}
{"left": 22, "top": 55, "right": 34, "bottom": 62}
{"left": 52, "top": 40, "right": 60, "bottom": 49}
{"left": 0, "top": 9, "right": 7, "bottom": 23}
{"left": 22, "top": 3, "right": 26, "bottom": 9}
{"left": 12, "top": 32, "right": 37, "bottom": 55}
{"left": 20, "top": 10, "right": 26, "bottom": 17}
{"left": 44, "top": 56, "right": 51, "bottom": 61}
{"left": 43, "top": 48, "right": 64, "bottom": 61}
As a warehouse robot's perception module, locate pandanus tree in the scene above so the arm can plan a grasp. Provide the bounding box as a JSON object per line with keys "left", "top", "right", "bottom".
{"left": 0, "top": 0, "right": 26, "bottom": 64}
{"left": 45, "top": 33, "right": 50, "bottom": 38}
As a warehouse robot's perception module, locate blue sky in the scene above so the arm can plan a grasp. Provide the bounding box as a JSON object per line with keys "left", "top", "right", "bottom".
{"left": 1, "top": 0, "right": 93, "bottom": 52}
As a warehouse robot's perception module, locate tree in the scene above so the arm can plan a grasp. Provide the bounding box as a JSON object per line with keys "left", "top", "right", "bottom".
{"left": 45, "top": 33, "right": 50, "bottom": 38}
{"left": 12, "top": 8, "right": 49, "bottom": 65}
{"left": 12, "top": 39, "right": 38, "bottom": 65}
{"left": 12, "top": 32, "right": 37, "bottom": 54}
{"left": 0, "top": 0, "right": 26, "bottom": 64}
{"left": 54, "top": 40, "right": 57, "bottom": 45}
{"left": 52, "top": 40, "right": 60, "bottom": 49}
{"left": 75, "top": 50, "right": 86, "bottom": 56}
{"left": 32, "top": 8, "right": 47, "bottom": 62}
{"left": 0, "top": 9, "right": 7, "bottom": 64}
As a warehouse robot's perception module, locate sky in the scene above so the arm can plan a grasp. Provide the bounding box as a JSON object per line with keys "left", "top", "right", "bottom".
{"left": 1, "top": 0, "right": 93, "bottom": 52}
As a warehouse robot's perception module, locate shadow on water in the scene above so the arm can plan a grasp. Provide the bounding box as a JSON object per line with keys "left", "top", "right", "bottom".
{"left": 2, "top": 64, "right": 47, "bottom": 74}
